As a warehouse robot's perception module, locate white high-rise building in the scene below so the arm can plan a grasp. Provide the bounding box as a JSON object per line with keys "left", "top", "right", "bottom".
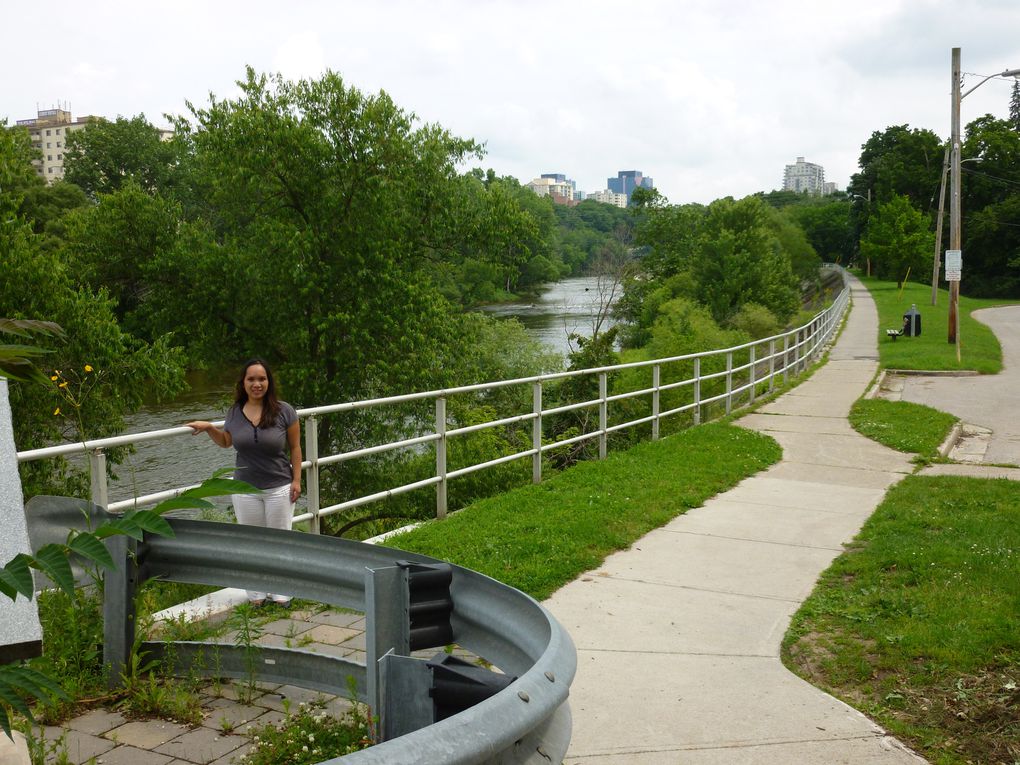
{"left": 13, "top": 107, "right": 99, "bottom": 182}
{"left": 783, "top": 157, "right": 830, "bottom": 195}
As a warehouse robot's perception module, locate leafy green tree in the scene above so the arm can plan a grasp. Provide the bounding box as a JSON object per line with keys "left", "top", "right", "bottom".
{"left": 0, "top": 133, "right": 185, "bottom": 497}
{"left": 849, "top": 125, "right": 944, "bottom": 210}
{"left": 18, "top": 181, "right": 89, "bottom": 240}
{"left": 61, "top": 181, "right": 181, "bottom": 334}
{"left": 859, "top": 194, "right": 932, "bottom": 283}
{"left": 689, "top": 196, "right": 800, "bottom": 325}
{"left": 963, "top": 195, "right": 1020, "bottom": 296}
{"left": 787, "top": 200, "right": 854, "bottom": 265}
{"left": 62, "top": 115, "right": 177, "bottom": 197}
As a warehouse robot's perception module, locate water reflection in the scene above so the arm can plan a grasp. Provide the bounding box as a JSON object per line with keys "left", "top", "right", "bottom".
{"left": 479, "top": 275, "right": 616, "bottom": 357}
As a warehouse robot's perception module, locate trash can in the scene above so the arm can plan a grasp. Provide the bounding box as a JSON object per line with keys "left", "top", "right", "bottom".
{"left": 903, "top": 304, "right": 921, "bottom": 337}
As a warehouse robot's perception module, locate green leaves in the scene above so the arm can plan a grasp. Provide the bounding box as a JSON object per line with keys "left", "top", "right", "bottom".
{"left": 0, "top": 664, "right": 69, "bottom": 739}
{"left": 0, "top": 319, "right": 65, "bottom": 384}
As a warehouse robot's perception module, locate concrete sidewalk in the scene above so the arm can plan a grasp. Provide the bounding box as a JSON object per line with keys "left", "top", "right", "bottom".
{"left": 546, "top": 276, "right": 928, "bottom": 764}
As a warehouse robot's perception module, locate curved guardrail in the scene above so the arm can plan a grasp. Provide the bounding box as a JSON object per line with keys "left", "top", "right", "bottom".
{"left": 41, "top": 501, "right": 578, "bottom": 765}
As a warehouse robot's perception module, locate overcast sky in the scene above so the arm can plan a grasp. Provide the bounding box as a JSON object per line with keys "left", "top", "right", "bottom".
{"left": 4, "top": 0, "right": 1019, "bottom": 204}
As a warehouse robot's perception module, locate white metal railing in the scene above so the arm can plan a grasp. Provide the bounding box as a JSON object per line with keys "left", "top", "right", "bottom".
{"left": 18, "top": 272, "right": 850, "bottom": 527}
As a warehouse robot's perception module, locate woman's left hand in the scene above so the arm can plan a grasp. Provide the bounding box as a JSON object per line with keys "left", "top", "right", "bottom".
{"left": 290, "top": 481, "right": 301, "bottom": 503}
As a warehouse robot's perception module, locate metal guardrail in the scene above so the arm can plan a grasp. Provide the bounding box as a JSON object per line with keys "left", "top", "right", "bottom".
{"left": 17, "top": 269, "right": 850, "bottom": 527}
{"left": 24, "top": 495, "right": 575, "bottom": 764}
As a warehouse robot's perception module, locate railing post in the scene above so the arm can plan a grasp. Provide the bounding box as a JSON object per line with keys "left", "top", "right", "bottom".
{"left": 748, "top": 346, "right": 756, "bottom": 404}
{"left": 304, "top": 415, "right": 320, "bottom": 534}
{"left": 768, "top": 339, "right": 776, "bottom": 392}
{"left": 725, "top": 352, "right": 733, "bottom": 415}
{"left": 89, "top": 449, "right": 108, "bottom": 509}
{"left": 598, "top": 372, "right": 608, "bottom": 460}
{"left": 435, "top": 398, "right": 447, "bottom": 519}
{"left": 103, "top": 534, "right": 137, "bottom": 689}
{"left": 693, "top": 358, "right": 701, "bottom": 426}
{"left": 532, "top": 382, "right": 542, "bottom": 484}
{"left": 651, "top": 364, "right": 661, "bottom": 441}
{"left": 783, "top": 335, "right": 790, "bottom": 384}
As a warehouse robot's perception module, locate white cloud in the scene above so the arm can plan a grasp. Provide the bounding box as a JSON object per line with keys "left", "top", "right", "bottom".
{"left": 3, "top": 0, "right": 1019, "bottom": 203}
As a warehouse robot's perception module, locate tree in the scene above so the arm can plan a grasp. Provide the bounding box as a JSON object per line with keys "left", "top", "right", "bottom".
{"left": 61, "top": 181, "right": 181, "bottom": 335}
{"left": 0, "top": 131, "right": 185, "bottom": 496}
{"left": 787, "top": 200, "right": 854, "bottom": 265}
{"left": 62, "top": 115, "right": 177, "bottom": 197}
{"left": 859, "top": 194, "right": 932, "bottom": 283}
{"left": 689, "top": 196, "right": 800, "bottom": 325}
{"left": 849, "top": 125, "right": 944, "bottom": 211}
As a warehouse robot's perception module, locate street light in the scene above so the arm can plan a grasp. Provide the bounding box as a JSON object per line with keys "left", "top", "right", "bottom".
{"left": 948, "top": 48, "right": 1020, "bottom": 351}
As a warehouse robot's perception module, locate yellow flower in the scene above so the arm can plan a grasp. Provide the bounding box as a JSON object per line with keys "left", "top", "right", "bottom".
{"left": 84, "top": 364, "right": 94, "bottom": 373}
{"left": 50, "top": 375, "right": 58, "bottom": 381}
{"left": 58, "top": 381, "right": 69, "bottom": 388}
{"left": 53, "top": 407, "right": 61, "bottom": 416}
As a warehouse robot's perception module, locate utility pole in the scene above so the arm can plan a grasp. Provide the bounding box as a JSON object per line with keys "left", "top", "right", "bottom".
{"left": 931, "top": 145, "right": 949, "bottom": 306}
{"left": 948, "top": 47, "right": 961, "bottom": 346}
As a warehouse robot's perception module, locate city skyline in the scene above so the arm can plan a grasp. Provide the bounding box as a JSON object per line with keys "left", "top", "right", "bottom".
{"left": 3, "top": 1, "right": 1019, "bottom": 205}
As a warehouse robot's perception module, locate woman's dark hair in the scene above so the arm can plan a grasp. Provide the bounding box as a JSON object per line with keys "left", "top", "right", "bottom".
{"left": 233, "top": 358, "right": 282, "bottom": 428}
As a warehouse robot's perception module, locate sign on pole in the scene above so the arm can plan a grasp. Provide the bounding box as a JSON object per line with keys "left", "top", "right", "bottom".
{"left": 945, "top": 249, "right": 962, "bottom": 282}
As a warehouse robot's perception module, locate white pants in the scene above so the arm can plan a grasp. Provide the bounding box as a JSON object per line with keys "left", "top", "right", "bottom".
{"left": 232, "top": 483, "right": 294, "bottom": 603}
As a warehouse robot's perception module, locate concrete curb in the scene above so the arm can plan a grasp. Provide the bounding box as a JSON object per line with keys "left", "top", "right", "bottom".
{"left": 938, "top": 421, "right": 964, "bottom": 459}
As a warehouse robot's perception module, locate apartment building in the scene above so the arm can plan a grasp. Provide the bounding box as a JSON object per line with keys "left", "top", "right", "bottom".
{"left": 782, "top": 157, "right": 830, "bottom": 195}
{"left": 13, "top": 108, "right": 99, "bottom": 182}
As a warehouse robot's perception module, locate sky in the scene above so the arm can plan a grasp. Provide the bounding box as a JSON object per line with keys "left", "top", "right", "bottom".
{"left": 3, "top": 0, "right": 1020, "bottom": 204}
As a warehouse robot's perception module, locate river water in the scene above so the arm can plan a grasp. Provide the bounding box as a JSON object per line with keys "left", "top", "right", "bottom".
{"left": 109, "top": 275, "right": 612, "bottom": 502}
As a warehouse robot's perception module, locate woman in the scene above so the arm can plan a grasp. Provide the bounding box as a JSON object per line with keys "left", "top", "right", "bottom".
{"left": 188, "top": 359, "right": 302, "bottom": 606}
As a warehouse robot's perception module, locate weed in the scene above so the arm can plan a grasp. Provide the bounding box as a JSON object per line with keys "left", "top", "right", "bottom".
{"left": 226, "top": 603, "right": 264, "bottom": 705}
{"left": 239, "top": 681, "right": 372, "bottom": 764}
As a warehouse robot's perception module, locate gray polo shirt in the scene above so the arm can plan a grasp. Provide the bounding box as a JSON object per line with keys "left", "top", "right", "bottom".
{"left": 223, "top": 401, "right": 298, "bottom": 489}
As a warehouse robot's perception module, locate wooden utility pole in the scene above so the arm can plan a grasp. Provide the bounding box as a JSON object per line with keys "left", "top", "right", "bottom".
{"left": 931, "top": 146, "right": 949, "bottom": 306}
{"left": 948, "top": 47, "right": 961, "bottom": 345}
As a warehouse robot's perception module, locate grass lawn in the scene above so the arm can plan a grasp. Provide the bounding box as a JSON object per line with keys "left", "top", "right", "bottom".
{"left": 783, "top": 475, "right": 1020, "bottom": 765}
{"left": 858, "top": 275, "right": 1009, "bottom": 373}
{"left": 386, "top": 422, "right": 781, "bottom": 600}
{"left": 848, "top": 399, "right": 957, "bottom": 463}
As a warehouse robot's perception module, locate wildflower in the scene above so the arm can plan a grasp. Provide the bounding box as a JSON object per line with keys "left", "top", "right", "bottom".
{"left": 53, "top": 407, "right": 61, "bottom": 416}
{"left": 84, "top": 364, "right": 93, "bottom": 373}
{"left": 50, "top": 375, "right": 58, "bottom": 381}
{"left": 58, "top": 381, "right": 69, "bottom": 388}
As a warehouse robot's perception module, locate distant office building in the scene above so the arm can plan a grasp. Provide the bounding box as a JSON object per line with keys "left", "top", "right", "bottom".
{"left": 526, "top": 176, "right": 578, "bottom": 206}
{"left": 12, "top": 107, "right": 100, "bottom": 182}
{"left": 607, "top": 170, "right": 653, "bottom": 204}
{"left": 587, "top": 189, "right": 628, "bottom": 208}
{"left": 783, "top": 157, "right": 833, "bottom": 195}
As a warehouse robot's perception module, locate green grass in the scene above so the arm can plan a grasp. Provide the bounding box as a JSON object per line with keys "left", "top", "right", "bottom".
{"left": 859, "top": 275, "right": 1010, "bottom": 373}
{"left": 849, "top": 399, "right": 957, "bottom": 462}
{"left": 783, "top": 475, "right": 1020, "bottom": 765}
{"left": 387, "top": 422, "right": 782, "bottom": 600}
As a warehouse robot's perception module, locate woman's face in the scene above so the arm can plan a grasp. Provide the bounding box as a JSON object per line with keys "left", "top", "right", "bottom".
{"left": 244, "top": 365, "right": 269, "bottom": 401}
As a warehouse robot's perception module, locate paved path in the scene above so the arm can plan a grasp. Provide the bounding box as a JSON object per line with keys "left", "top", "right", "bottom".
{"left": 546, "top": 277, "right": 927, "bottom": 764}
{"left": 894, "top": 305, "right": 1020, "bottom": 466}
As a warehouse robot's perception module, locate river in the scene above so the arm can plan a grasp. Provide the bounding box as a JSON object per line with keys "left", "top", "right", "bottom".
{"left": 110, "top": 275, "right": 613, "bottom": 503}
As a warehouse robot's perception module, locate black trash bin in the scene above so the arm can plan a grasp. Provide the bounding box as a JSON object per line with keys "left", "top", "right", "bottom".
{"left": 903, "top": 304, "right": 921, "bottom": 337}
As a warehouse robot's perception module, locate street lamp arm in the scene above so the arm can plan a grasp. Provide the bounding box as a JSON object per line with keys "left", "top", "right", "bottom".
{"left": 961, "top": 68, "right": 1020, "bottom": 99}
